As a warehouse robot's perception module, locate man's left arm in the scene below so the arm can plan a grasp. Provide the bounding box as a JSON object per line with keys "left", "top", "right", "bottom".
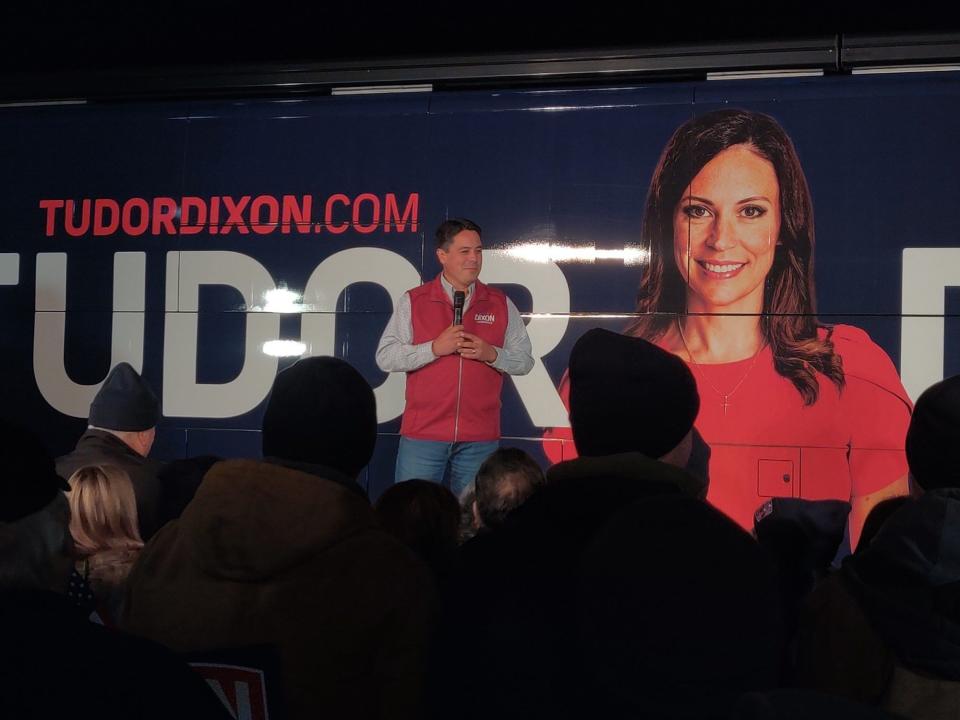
{"left": 488, "top": 298, "right": 534, "bottom": 376}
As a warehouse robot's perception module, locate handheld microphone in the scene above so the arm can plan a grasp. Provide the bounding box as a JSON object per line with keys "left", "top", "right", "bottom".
{"left": 453, "top": 291, "right": 465, "bottom": 325}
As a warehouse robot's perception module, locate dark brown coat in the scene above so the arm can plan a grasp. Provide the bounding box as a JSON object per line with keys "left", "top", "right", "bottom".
{"left": 122, "top": 459, "right": 436, "bottom": 720}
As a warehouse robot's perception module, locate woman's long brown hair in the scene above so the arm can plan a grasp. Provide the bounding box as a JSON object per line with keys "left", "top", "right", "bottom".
{"left": 625, "top": 109, "right": 843, "bottom": 405}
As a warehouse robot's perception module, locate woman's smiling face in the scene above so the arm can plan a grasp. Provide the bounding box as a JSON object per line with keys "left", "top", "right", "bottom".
{"left": 673, "top": 143, "right": 781, "bottom": 314}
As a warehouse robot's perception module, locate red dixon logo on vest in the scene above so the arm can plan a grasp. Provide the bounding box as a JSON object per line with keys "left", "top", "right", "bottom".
{"left": 474, "top": 313, "right": 496, "bottom": 325}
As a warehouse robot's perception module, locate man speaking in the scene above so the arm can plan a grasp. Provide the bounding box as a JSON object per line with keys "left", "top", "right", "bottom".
{"left": 376, "top": 218, "right": 533, "bottom": 496}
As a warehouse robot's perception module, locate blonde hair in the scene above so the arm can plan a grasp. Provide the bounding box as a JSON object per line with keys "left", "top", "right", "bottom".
{"left": 67, "top": 465, "right": 143, "bottom": 556}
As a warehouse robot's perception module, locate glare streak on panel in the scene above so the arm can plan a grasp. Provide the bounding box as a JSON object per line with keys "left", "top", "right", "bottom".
{"left": 501, "top": 242, "right": 648, "bottom": 266}
{"left": 262, "top": 340, "right": 307, "bottom": 357}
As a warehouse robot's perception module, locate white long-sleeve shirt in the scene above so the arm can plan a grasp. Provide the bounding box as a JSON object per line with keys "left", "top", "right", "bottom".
{"left": 376, "top": 275, "right": 534, "bottom": 376}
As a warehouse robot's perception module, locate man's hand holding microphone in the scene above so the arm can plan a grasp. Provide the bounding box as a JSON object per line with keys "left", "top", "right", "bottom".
{"left": 430, "top": 290, "right": 497, "bottom": 363}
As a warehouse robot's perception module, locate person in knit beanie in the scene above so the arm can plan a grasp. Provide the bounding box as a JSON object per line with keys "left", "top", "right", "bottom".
{"left": 553, "top": 327, "right": 710, "bottom": 497}
{"left": 261, "top": 356, "right": 377, "bottom": 479}
{"left": 568, "top": 327, "right": 701, "bottom": 462}
{"left": 57, "top": 363, "right": 164, "bottom": 540}
{"left": 430, "top": 333, "right": 710, "bottom": 720}
{"left": 905, "top": 374, "right": 960, "bottom": 492}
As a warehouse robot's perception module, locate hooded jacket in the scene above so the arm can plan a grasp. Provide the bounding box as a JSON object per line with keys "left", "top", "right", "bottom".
{"left": 122, "top": 459, "right": 436, "bottom": 720}
{"left": 430, "top": 452, "right": 704, "bottom": 720}
{"left": 797, "top": 488, "right": 960, "bottom": 718}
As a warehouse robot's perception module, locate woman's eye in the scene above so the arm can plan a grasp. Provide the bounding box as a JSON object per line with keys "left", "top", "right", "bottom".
{"left": 682, "top": 204, "right": 711, "bottom": 220}
{"left": 740, "top": 205, "right": 767, "bottom": 219}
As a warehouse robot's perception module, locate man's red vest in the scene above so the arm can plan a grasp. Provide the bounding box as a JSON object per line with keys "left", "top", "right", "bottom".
{"left": 401, "top": 275, "right": 509, "bottom": 442}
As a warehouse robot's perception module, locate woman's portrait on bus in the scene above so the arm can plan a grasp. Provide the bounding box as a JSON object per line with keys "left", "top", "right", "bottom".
{"left": 547, "top": 109, "right": 913, "bottom": 546}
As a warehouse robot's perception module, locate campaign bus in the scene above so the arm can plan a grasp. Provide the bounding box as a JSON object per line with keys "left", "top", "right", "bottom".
{"left": 2, "top": 69, "right": 958, "bottom": 508}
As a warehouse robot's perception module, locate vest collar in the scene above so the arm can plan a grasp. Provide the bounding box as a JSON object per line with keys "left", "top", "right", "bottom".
{"left": 430, "top": 273, "right": 488, "bottom": 304}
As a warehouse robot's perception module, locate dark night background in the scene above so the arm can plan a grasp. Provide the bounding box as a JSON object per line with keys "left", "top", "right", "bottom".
{"left": 0, "top": 2, "right": 955, "bottom": 75}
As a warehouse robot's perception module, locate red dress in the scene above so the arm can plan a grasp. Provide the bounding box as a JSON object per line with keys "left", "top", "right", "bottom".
{"left": 543, "top": 325, "right": 913, "bottom": 531}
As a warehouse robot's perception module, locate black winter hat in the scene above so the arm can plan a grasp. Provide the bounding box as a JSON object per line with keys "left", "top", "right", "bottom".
{"left": 0, "top": 420, "right": 69, "bottom": 522}
{"left": 905, "top": 374, "right": 960, "bottom": 490}
{"left": 88, "top": 362, "right": 160, "bottom": 432}
{"left": 262, "top": 357, "right": 377, "bottom": 478}
{"left": 569, "top": 328, "right": 700, "bottom": 459}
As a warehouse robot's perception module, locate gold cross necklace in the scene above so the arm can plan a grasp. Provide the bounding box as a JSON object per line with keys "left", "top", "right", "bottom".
{"left": 676, "top": 319, "right": 765, "bottom": 416}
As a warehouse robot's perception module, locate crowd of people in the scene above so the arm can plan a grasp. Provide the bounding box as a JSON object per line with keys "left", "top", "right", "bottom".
{"left": 1, "top": 330, "right": 959, "bottom": 719}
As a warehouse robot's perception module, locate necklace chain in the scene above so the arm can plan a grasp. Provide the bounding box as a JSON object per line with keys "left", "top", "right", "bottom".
{"left": 676, "top": 320, "right": 764, "bottom": 415}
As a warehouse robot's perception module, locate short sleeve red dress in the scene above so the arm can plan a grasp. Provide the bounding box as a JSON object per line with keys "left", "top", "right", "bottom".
{"left": 543, "top": 325, "right": 913, "bottom": 531}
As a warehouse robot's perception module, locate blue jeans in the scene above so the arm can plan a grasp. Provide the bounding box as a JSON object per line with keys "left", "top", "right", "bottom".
{"left": 395, "top": 437, "right": 499, "bottom": 498}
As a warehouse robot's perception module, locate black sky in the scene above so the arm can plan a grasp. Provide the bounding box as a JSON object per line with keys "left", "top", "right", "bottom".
{"left": 2, "top": 2, "right": 955, "bottom": 74}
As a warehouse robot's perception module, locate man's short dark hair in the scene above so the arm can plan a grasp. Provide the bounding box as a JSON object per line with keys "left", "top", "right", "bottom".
{"left": 474, "top": 448, "right": 545, "bottom": 528}
{"left": 435, "top": 218, "right": 482, "bottom": 251}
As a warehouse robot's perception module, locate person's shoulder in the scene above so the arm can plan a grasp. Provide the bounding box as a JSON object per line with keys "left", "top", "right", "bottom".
{"left": 201, "top": 459, "right": 369, "bottom": 513}
{"left": 820, "top": 323, "right": 869, "bottom": 343}
{"left": 357, "top": 526, "right": 437, "bottom": 573}
{"left": 474, "top": 279, "right": 508, "bottom": 305}
{"left": 56, "top": 429, "right": 103, "bottom": 463}
{"left": 822, "top": 323, "right": 891, "bottom": 367}
{"left": 54, "top": 450, "right": 78, "bottom": 477}
{"left": 88, "top": 624, "right": 233, "bottom": 718}
{"left": 480, "top": 279, "right": 506, "bottom": 296}
{"left": 822, "top": 324, "right": 911, "bottom": 405}
{"left": 408, "top": 275, "right": 439, "bottom": 298}
{"left": 139, "top": 455, "right": 165, "bottom": 475}
{"left": 57, "top": 431, "right": 135, "bottom": 472}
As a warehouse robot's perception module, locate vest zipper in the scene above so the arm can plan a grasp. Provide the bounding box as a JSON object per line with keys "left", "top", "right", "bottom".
{"left": 453, "top": 353, "right": 463, "bottom": 442}
{"left": 453, "top": 288, "right": 469, "bottom": 442}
